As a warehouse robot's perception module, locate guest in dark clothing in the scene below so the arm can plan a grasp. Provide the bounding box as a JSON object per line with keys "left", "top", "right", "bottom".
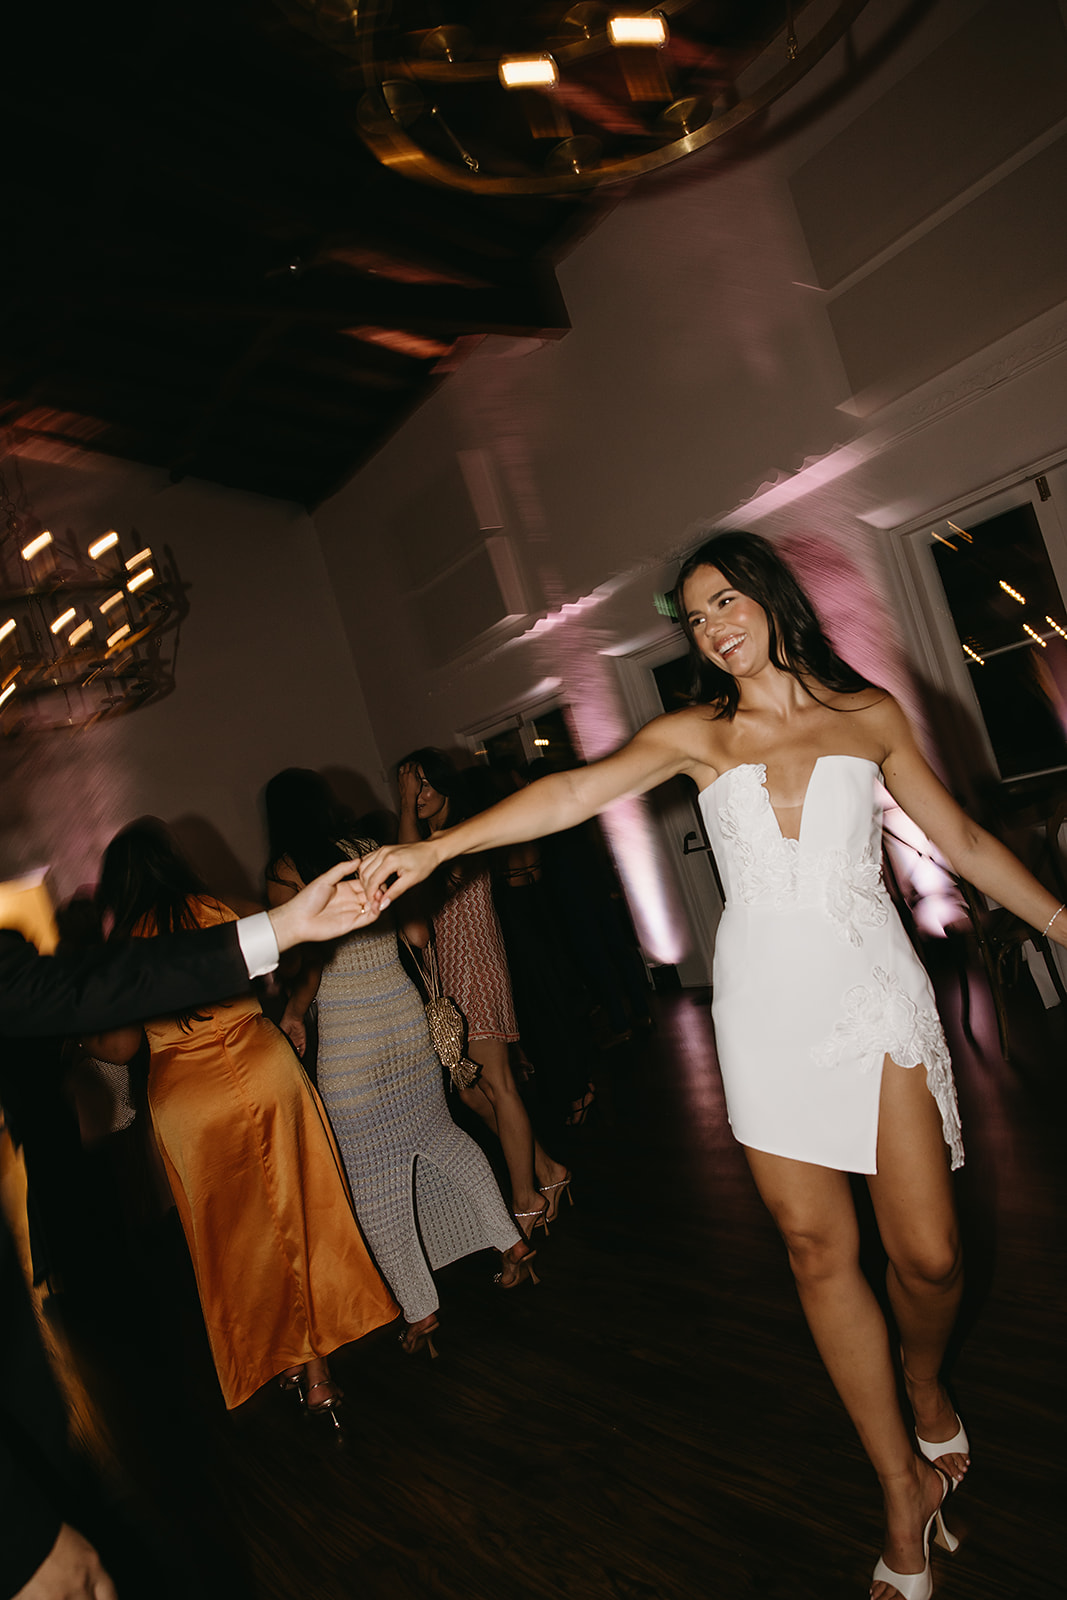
{"left": 457, "top": 768, "right": 598, "bottom": 1139}
{"left": 0, "top": 861, "right": 372, "bottom": 1600}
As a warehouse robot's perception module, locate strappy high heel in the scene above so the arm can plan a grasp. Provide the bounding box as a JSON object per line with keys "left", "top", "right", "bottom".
{"left": 566, "top": 1084, "right": 596, "bottom": 1124}
{"left": 871, "top": 1468, "right": 958, "bottom": 1600}
{"left": 512, "top": 1199, "right": 549, "bottom": 1239}
{"left": 278, "top": 1367, "right": 304, "bottom": 1397}
{"left": 540, "top": 1172, "right": 573, "bottom": 1225}
{"left": 494, "top": 1240, "right": 539, "bottom": 1289}
{"left": 305, "top": 1373, "right": 344, "bottom": 1433}
{"left": 915, "top": 1414, "right": 969, "bottom": 1487}
{"left": 399, "top": 1314, "right": 439, "bottom": 1360}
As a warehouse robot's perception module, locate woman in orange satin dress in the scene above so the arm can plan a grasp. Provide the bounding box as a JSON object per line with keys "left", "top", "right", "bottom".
{"left": 97, "top": 821, "right": 397, "bottom": 1416}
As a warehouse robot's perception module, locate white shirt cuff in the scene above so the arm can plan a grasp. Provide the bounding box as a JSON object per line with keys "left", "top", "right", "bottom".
{"left": 236, "top": 911, "right": 280, "bottom": 978}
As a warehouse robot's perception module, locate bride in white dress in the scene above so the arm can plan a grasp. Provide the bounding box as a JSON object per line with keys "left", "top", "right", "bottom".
{"left": 355, "top": 532, "right": 1067, "bottom": 1600}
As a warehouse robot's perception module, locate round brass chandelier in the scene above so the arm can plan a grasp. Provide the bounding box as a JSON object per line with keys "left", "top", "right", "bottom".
{"left": 276, "top": 0, "right": 872, "bottom": 194}
{"left": 0, "top": 457, "right": 187, "bottom": 737}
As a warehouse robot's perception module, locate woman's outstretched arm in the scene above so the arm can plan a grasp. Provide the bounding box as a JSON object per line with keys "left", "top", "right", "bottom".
{"left": 876, "top": 697, "right": 1067, "bottom": 944}
{"left": 359, "top": 714, "right": 698, "bottom": 911}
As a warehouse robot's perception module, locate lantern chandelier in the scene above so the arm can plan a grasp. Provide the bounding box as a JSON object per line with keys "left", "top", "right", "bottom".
{"left": 275, "top": 0, "right": 873, "bottom": 194}
{"left": 0, "top": 456, "right": 187, "bottom": 736}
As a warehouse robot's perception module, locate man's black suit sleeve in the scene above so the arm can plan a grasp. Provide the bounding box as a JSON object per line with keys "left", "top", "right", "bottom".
{"left": 0, "top": 924, "right": 250, "bottom": 1038}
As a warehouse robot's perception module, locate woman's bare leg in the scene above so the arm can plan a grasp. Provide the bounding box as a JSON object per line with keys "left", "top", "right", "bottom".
{"left": 745, "top": 1116, "right": 947, "bottom": 1599}
{"left": 460, "top": 1037, "right": 545, "bottom": 1222}
{"left": 868, "top": 1058, "right": 967, "bottom": 1485}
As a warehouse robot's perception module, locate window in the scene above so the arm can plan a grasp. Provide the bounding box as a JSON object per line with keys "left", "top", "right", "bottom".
{"left": 933, "top": 501, "right": 1067, "bottom": 779}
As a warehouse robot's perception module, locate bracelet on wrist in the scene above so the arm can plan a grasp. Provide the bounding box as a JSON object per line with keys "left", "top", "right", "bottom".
{"left": 1041, "top": 902, "right": 1065, "bottom": 937}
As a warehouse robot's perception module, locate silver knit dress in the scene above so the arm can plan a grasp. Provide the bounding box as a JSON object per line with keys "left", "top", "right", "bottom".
{"left": 314, "top": 847, "right": 520, "bottom": 1323}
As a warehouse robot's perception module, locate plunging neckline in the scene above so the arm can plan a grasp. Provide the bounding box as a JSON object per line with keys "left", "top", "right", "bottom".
{"left": 699, "top": 754, "right": 881, "bottom": 844}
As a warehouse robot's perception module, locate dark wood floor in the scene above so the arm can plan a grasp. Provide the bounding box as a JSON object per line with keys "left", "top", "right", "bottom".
{"left": 45, "top": 956, "right": 1067, "bottom": 1600}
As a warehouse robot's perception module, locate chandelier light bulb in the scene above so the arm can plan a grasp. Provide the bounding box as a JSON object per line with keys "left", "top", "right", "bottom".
{"left": 21, "top": 531, "right": 53, "bottom": 561}
{"left": 0, "top": 683, "right": 15, "bottom": 708}
{"left": 89, "top": 531, "right": 120, "bottom": 560}
{"left": 608, "top": 14, "right": 668, "bottom": 47}
{"left": 0, "top": 619, "right": 15, "bottom": 642}
{"left": 50, "top": 607, "right": 77, "bottom": 635}
{"left": 125, "top": 547, "right": 152, "bottom": 570}
{"left": 498, "top": 54, "right": 559, "bottom": 89}
{"left": 107, "top": 623, "right": 131, "bottom": 650}
{"left": 99, "top": 592, "right": 125, "bottom": 614}
{"left": 127, "top": 567, "right": 155, "bottom": 592}
{"left": 68, "top": 620, "right": 94, "bottom": 646}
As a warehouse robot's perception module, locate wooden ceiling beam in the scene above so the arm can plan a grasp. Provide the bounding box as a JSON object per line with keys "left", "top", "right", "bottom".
{"left": 52, "top": 265, "right": 572, "bottom": 340}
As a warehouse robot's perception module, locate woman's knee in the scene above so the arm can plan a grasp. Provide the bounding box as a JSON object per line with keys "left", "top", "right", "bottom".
{"left": 777, "top": 1220, "right": 857, "bottom": 1285}
{"left": 888, "top": 1232, "right": 962, "bottom": 1292}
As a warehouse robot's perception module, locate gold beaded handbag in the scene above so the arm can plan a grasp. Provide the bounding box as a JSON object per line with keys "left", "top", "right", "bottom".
{"left": 404, "top": 932, "right": 481, "bottom": 1091}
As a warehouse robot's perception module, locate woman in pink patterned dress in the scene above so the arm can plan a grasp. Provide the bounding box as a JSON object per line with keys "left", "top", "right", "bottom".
{"left": 398, "top": 751, "right": 570, "bottom": 1237}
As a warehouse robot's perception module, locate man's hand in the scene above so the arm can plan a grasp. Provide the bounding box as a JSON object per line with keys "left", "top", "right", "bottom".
{"left": 267, "top": 860, "right": 376, "bottom": 951}
{"left": 14, "top": 1524, "right": 117, "bottom": 1600}
{"left": 355, "top": 839, "right": 441, "bottom": 911}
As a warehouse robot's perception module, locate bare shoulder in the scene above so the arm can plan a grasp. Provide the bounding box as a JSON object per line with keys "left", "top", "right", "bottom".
{"left": 820, "top": 685, "right": 912, "bottom": 760}
{"left": 637, "top": 703, "right": 725, "bottom": 777}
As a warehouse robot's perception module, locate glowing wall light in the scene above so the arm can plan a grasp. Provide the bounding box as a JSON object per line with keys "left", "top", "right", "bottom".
{"left": 498, "top": 54, "right": 559, "bottom": 89}
{"left": 999, "top": 579, "right": 1026, "bottom": 604}
{"left": 21, "top": 531, "right": 53, "bottom": 561}
{"left": 88, "top": 531, "right": 119, "bottom": 560}
{"left": 608, "top": 14, "right": 668, "bottom": 47}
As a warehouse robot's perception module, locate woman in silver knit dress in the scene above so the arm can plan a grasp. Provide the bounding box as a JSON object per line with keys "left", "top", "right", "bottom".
{"left": 264, "top": 770, "right": 535, "bottom": 1357}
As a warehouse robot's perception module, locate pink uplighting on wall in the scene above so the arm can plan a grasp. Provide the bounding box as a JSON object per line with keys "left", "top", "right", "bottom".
{"left": 778, "top": 532, "right": 963, "bottom": 937}
{"left": 540, "top": 617, "right": 689, "bottom": 967}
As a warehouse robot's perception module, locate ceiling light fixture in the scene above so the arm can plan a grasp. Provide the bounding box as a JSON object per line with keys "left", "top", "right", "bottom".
{"left": 0, "top": 452, "right": 188, "bottom": 735}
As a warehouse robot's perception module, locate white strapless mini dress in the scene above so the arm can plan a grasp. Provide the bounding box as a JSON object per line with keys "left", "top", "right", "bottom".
{"left": 698, "top": 755, "right": 963, "bottom": 1175}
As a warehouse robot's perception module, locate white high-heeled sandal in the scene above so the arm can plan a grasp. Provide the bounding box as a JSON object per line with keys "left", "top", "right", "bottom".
{"left": 871, "top": 1469, "right": 959, "bottom": 1600}
{"left": 915, "top": 1413, "right": 969, "bottom": 1487}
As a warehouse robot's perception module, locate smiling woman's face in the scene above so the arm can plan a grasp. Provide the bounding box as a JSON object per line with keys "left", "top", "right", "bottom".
{"left": 681, "top": 563, "right": 770, "bottom": 678}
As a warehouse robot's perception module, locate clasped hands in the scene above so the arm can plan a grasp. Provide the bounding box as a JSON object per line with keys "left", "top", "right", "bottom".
{"left": 265, "top": 845, "right": 438, "bottom": 948}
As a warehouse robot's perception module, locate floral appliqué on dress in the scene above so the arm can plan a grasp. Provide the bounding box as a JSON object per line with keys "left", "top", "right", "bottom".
{"left": 717, "top": 764, "right": 891, "bottom": 947}
{"left": 812, "top": 967, "right": 964, "bottom": 1170}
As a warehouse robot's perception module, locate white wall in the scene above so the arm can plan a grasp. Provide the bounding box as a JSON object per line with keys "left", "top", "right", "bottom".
{"left": 0, "top": 451, "right": 386, "bottom": 903}
{"left": 311, "top": 0, "right": 1067, "bottom": 972}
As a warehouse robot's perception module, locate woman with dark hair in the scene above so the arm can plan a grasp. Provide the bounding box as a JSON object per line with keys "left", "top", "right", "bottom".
{"left": 357, "top": 530, "right": 1067, "bottom": 1599}
{"left": 96, "top": 820, "right": 397, "bottom": 1419}
{"left": 264, "top": 770, "right": 535, "bottom": 1360}
{"left": 396, "top": 751, "right": 571, "bottom": 1234}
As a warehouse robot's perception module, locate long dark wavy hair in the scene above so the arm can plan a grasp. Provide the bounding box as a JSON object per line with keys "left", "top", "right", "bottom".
{"left": 671, "top": 531, "right": 875, "bottom": 720}
{"left": 97, "top": 820, "right": 213, "bottom": 1028}
{"left": 397, "top": 747, "right": 460, "bottom": 813}
{"left": 97, "top": 819, "right": 209, "bottom": 940}
{"left": 263, "top": 768, "right": 363, "bottom": 887}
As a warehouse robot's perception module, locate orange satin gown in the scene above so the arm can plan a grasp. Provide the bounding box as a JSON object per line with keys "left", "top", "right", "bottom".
{"left": 136, "top": 897, "right": 397, "bottom": 1408}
